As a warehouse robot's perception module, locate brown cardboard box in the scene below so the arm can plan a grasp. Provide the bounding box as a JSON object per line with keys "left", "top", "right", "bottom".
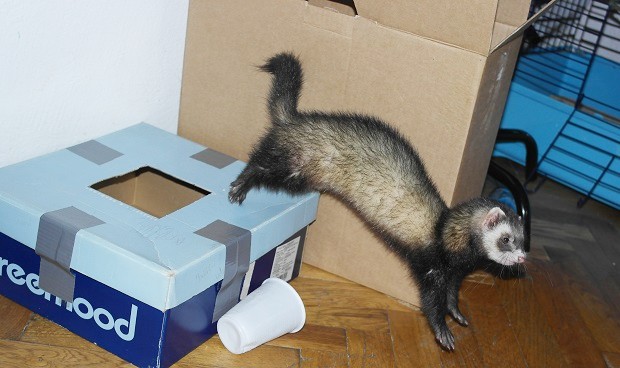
{"left": 179, "top": 0, "right": 553, "bottom": 305}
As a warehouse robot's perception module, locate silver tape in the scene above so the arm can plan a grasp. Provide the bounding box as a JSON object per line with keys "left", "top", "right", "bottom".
{"left": 68, "top": 140, "right": 123, "bottom": 165}
{"left": 36, "top": 207, "right": 104, "bottom": 301}
{"left": 195, "top": 220, "right": 250, "bottom": 321}
{"left": 191, "top": 148, "right": 236, "bottom": 169}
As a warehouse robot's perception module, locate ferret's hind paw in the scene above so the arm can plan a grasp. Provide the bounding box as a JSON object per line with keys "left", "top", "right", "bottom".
{"left": 435, "top": 328, "right": 456, "bottom": 351}
{"left": 228, "top": 181, "right": 248, "bottom": 204}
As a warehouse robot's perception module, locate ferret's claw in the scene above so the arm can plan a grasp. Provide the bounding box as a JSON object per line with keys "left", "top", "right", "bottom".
{"left": 228, "top": 182, "right": 247, "bottom": 204}
{"left": 435, "top": 328, "right": 456, "bottom": 351}
{"left": 449, "top": 308, "right": 469, "bottom": 327}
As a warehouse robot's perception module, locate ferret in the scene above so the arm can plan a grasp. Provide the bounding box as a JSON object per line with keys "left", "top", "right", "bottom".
{"left": 228, "top": 52, "right": 526, "bottom": 351}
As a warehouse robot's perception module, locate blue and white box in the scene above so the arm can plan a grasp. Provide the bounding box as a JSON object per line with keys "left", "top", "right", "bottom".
{"left": 0, "top": 123, "right": 319, "bottom": 367}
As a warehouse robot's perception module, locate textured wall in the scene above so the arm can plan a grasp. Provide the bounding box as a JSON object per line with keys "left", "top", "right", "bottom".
{"left": 0, "top": 1, "right": 189, "bottom": 168}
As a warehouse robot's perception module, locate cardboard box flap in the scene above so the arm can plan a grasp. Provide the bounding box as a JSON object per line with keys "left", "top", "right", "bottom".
{"left": 353, "top": 0, "right": 521, "bottom": 55}
{"left": 490, "top": 0, "right": 559, "bottom": 53}
{"left": 496, "top": 0, "right": 531, "bottom": 27}
{"left": 353, "top": 0, "right": 557, "bottom": 55}
{"left": 308, "top": 0, "right": 356, "bottom": 16}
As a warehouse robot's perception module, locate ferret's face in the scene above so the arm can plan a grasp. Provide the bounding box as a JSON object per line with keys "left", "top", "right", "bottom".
{"left": 481, "top": 207, "right": 526, "bottom": 266}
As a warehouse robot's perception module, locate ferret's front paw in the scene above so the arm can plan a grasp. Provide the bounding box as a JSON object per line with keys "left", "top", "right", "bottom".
{"left": 435, "top": 327, "right": 456, "bottom": 351}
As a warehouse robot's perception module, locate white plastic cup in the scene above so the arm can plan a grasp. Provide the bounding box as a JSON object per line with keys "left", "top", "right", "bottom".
{"left": 217, "top": 277, "right": 306, "bottom": 354}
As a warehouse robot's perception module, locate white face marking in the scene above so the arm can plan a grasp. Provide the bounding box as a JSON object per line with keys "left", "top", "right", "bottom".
{"left": 482, "top": 223, "right": 526, "bottom": 266}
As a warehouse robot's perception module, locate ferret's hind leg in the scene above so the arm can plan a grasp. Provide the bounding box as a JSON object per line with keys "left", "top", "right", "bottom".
{"left": 229, "top": 149, "right": 308, "bottom": 204}
{"left": 229, "top": 132, "right": 284, "bottom": 204}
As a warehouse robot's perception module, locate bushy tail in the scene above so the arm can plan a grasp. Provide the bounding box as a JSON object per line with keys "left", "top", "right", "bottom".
{"left": 259, "top": 52, "right": 303, "bottom": 125}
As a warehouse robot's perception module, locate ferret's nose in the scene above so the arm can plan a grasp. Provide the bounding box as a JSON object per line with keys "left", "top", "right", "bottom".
{"left": 517, "top": 256, "right": 526, "bottom": 263}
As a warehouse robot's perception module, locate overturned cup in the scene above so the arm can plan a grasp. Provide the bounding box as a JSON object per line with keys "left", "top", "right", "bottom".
{"left": 217, "top": 277, "right": 306, "bottom": 354}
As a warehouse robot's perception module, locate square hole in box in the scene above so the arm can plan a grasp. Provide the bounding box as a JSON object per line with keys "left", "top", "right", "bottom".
{"left": 91, "top": 167, "right": 210, "bottom": 218}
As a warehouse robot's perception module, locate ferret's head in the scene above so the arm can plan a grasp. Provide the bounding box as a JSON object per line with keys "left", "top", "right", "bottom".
{"left": 479, "top": 204, "right": 526, "bottom": 266}
{"left": 443, "top": 199, "right": 526, "bottom": 266}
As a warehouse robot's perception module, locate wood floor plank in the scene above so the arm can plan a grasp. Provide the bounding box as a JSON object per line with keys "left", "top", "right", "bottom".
{"left": 460, "top": 281, "right": 527, "bottom": 368}
{"left": 0, "top": 339, "right": 133, "bottom": 368}
{"left": 601, "top": 273, "right": 620, "bottom": 316}
{"left": 300, "top": 348, "right": 348, "bottom": 368}
{"left": 496, "top": 273, "right": 568, "bottom": 367}
{"left": 0, "top": 295, "right": 31, "bottom": 340}
{"left": 19, "top": 314, "right": 95, "bottom": 351}
{"left": 533, "top": 235, "right": 575, "bottom": 252}
{"left": 346, "top": 329, "right": 368, "bottom": 368}
{"left": 530, "top": 212, "right": 595, "bottom": 243}
{"left": 575, "top": 218, "right": 620, "bottom": 303}
{"left": 297, "top": 264, "right": 355, "bottom": 284}
{"left": 566, "top": 240, "right": 620, "bottom": 319}
{"left": 567, "top": 239, "right": 619, "bottom": 283}
{"left": 347, "top": 328, "right": 396, "bottom": 368}
{"left": 305, "top": 307, "right": 390, "bottom": 332}
{"left": 604, "top": 351, "right": 620, "bottom": 368}
{"left": 296, "top": 277, "right": 409, "bottom": 332}
{"left": 387, "top": 310, "right": 441, "bottom": 368}
{"left": 185, "top": 336, "right": 300, "bottom": 368}
{"left": 266, "top": 324, "right": 347, "bottom": 353}
{"left": 293, "top": 278, "right": 412, "bottom": 312}
{"left": 546, "top": 248, "right": 620, "bottom": 354}
{"left": 582, "top": 216, "right": 620, "bottom": 265}
{"left": 528, "top": 201, "right": 585, "bottom": 223}
{"left": 528, "top": 259, "right": 608, "bottom": 368}
{"left": 527, "top": 243, "right": 551, "bottom": 261}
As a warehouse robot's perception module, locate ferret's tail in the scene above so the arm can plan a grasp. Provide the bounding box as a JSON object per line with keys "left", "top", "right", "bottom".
{"left": 259, "top": 52, "right": 303, "bottom": 125}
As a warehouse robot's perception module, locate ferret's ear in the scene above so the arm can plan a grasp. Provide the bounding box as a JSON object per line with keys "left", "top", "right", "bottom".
{"left": 483, "top": 207, "right": 505, "bottom": 229}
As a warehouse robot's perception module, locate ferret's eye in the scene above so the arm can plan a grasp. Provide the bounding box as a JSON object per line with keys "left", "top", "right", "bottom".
{"left": 502, "top": 237, "right": 510, "bottom": 244}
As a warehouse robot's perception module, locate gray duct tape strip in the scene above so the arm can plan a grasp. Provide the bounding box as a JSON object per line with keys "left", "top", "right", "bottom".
{"left": 36, "top": 207, "right": 105, "bottom": 301}
{"left": 191, "top": 148, "right": 237, "bottom": 169}
{"left": 195, "top": 220, "right": 251, "bottom": 321}
{"left": 68, "top": 140, "right": 123, "bottom": 165}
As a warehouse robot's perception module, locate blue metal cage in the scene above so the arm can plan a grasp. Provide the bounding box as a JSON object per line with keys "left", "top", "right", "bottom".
{"left": 495, "top": 0, "right": 620, "bottom": 209}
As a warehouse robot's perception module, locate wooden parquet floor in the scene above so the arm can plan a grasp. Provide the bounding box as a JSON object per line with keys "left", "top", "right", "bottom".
{"left": 1, "top": 165, "right": 619, "bottom": 367}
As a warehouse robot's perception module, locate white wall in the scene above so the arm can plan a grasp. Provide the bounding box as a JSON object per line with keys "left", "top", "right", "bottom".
{"left": 0, "top": 1, "right": 189, "bottom": 168}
